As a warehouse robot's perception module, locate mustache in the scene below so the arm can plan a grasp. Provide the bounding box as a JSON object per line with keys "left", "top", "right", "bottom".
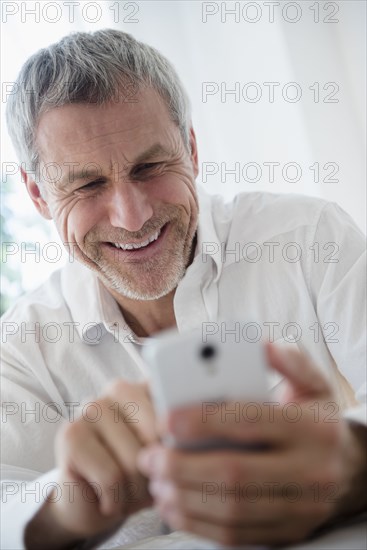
{"left": 106, "top": 221, "right": 168, "bottom": 242}
{"left": 85, "top": 206, "right": 182, "bottom": 244}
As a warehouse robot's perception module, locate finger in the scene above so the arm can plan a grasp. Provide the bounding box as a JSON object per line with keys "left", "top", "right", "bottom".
{"left": 90, "top": 400, "right": 153, "bottom": 509}
{"left": 150, "top": 480, "right": 322, "bottom": 526}
{"left": 60, "top": 423, "right": 128, "bottom": 517}
{"left": 157, "top": 506, "right": 311, "bottom": 547}
{"left": 265, "top": 341, "right": 332, "bottom": 399}
{"left": 138, "top": 446, "right": 303, "bottom": 487}
{"left": 163, "top": 400, "right": 308, "bottom": 445}
{"left": 105, "top": 380, "right": 158, "bottom": 445}
{"left": 92, "top": 400, "right": 144, "bottom": 476}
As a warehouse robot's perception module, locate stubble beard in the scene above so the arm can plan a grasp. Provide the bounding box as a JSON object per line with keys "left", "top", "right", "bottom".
{"left": 84, "top": 208, "right": 198, "bottom": 301}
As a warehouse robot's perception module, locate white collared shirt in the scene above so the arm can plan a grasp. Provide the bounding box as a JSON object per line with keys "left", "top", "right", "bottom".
{"left": 1, "top": 186, "right": 366, "bottom": 549}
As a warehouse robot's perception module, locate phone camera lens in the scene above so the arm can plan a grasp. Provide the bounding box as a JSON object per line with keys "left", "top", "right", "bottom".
{"left": 200, "top": 345, "right": 216, "bottom": 360}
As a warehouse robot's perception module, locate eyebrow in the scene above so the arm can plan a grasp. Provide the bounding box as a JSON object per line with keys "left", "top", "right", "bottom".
{"left": 133, "top": 143, "right": 169, "bottom": 165}
{"left": 58, "top": 143, "right": 170, "bottom": 189}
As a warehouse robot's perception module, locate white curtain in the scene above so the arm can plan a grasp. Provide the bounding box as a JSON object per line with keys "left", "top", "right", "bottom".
{"left": 1, "top": 0, "right": 365, "bottom": 293}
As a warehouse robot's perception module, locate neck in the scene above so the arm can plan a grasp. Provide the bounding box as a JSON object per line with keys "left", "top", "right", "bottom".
{"left": 116, "top": 290, "right": 177, "bottom": 337}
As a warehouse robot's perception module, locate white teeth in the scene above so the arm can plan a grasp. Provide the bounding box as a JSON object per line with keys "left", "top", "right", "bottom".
{"left": 113, "top": 227, "right": 162, "bottom": 251}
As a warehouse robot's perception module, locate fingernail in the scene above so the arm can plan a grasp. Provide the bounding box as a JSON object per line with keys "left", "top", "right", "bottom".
{"left": 149, "top": 479, "right": 173, "bottom": 499}
{"left": 148, "top": 479, "right": 161, "bottom": 497}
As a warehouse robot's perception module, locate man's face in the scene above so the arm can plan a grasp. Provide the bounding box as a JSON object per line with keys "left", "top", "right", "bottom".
{"left": 32, "top": 87, "right": 199, "bottom": 300}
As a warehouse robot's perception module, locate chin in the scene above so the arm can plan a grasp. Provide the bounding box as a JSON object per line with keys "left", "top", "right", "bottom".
{"left": 96, "top": 261, "right": 185, "bottom": 301}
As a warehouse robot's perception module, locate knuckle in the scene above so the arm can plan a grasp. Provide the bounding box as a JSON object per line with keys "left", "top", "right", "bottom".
{"left": 96, "top": 397, "right": 113, "bottom": 416}
{"left": 58, "top": 419, "right": 85, "bottom": 445}
{"left": 100, "top": 466, "right": 123, "bottom": 490}
{"left": 106, "top": 379, "right": 134, "bottom": 399}
{"left": 222, "top": 456, "right": 243, "bottom": 486}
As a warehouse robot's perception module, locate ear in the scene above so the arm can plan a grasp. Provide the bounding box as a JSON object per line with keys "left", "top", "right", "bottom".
{"left": 21, "top": 168, "right": 52, "bottom": 220}
{"left": 188, "top": 127, "right": 199, "bottom": 178}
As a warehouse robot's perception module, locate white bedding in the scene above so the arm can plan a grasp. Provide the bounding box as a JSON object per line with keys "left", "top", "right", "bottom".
{"left": 98, "top": 508, "right": 367, "bottom": 550}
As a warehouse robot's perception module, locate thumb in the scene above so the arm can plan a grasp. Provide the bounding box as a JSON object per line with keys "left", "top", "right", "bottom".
{"left": 265, "top": 341, "right": 331, "bottom": 400}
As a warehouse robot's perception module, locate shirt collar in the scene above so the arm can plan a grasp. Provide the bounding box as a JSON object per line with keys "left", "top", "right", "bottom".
{"left": 61, "top": 260, "right": 113, "bottom": 344}
{"left": 195, "top": 184, "right": 223, "bottom": 283}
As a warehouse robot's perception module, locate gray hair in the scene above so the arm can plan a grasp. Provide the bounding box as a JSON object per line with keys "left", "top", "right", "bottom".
{"left": 6, "top": 29, "right": 192, "bottom": 177}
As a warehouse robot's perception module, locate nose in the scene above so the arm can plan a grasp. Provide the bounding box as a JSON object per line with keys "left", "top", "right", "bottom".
{"left": 106, "top": 181, "right": 153, "bottom": 232}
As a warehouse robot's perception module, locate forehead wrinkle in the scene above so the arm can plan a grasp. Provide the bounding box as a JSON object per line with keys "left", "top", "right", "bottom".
{"left": 71, "top": 124, "right": 145, "bottom": 148}
{"left": 61, "top": 125, "right": 169, "bottom": 161}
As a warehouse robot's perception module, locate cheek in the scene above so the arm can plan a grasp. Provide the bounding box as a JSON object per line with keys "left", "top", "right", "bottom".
{"left": 156, "top": 173, "right": 198, "bottom": 214}
{"left": 69, "top": 202, "right": 101, "bottom": 242}
{"left": 53, "top": 196, "right": 99, "bottom": 243}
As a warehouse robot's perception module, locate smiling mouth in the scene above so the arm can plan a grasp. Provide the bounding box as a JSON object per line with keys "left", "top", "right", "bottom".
{"left": 112, "top": 226, "right": 162, "bottom": 250}
{"left": 106, "top": 223, "right": 168, "bottom": 253}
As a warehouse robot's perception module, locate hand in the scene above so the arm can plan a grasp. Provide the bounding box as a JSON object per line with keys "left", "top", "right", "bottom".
{"left": 26, "top": 380, "right": 158, "bottom": 548}
{"left": 138, "top": 343, "right": 366, "bottom": 547}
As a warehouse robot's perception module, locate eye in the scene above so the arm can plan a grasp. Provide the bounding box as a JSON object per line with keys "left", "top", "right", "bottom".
{"left": 132, "top": 162, "right": 163, "bottom": 178}
{"left": 80, "top": 178, "right": 105, "bottom": 190}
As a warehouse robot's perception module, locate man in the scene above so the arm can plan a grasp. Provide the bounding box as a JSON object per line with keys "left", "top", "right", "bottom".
{"left": 1, "top": 29, "right": 366, "bottom": 549}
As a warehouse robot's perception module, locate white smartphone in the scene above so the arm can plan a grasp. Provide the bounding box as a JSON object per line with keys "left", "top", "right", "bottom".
{"left": 142, "top": 325, "right": 270, "bottom": 448}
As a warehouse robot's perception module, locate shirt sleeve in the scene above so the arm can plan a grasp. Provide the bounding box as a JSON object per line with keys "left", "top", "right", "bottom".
{"left": 1, "top": 466, "right": 60, "bottom": 550}
{"left": 0, "top": 344, "right": 119, "bottom": 549}
{"left": 308, "top": 202, "right": 366, "bottom": 424}
{"left": 1, "top": 333, "right": 63, "bottom": 548}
